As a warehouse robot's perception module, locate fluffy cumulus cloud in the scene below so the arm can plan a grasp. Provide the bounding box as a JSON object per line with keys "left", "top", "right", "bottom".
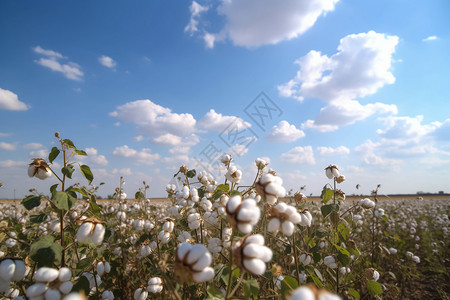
{"left": 98, "top": 55, "right": 117, "bottom": 68}
{"left": 279, "top": 31, "right": 399, "bottom": 131}
{"left": 112, "top": 145, "right": 160, "bottom": 165}
{"left": 33, "top": 46, "right": 83, "bottom": 81}
{"left": 23, "top": 143, "right": 44, "bottom": 149}
{"left": 0, "top": 88, "right": 29, "bottom": 111}
{"left": 198, "top": 109, "right": 250, "bottom": 132}
{"left": 0, "top": 142, "right": 17, "bottom": 151}
{"left": 281, "top": 146, "right": 315, "bottom": 164}
{"left": 0, "top": 160, "right": 26, "bottom": 168}
{"left": 153, "top": 133, "right": 200, "bottom": 147}
{"left": 317, "top": 146, "right": 350, "bottom": 156}
{"left": 266, "top": 120, "right": 305, "bottom": 142}
{"left": 80, "top": 147, "right": 108, "bottom": 166}
{"left": 195, "top": 0, "right": 339, "bottom": 48}
{"left": 110, "top": 100, "right": 197, "bottom": 137}
{"left": 185, "top": 1, "right": 209, "bottom": 35}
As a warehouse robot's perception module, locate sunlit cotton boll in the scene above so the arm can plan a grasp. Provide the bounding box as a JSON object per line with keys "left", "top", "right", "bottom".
{"left": 225, "top": 166, "right": 242, "bottom": 184}
{"left": 267, "top": 202, "right": 302, "bottom": 236}
{"left": 147, "top": 277, "right": 163, "bottom": 293}
{"left": 234, "top": 234, "right": 272, "bottom": 276}
{"left": 28, "top": 158, "right": 52, "bottom": 180}
{"left": 207, "top": 237, "right": 222, "bottom": 253}
{"left": 325, "top": 164, "right": 340, "bottom": 179}
{"left": 359, "top": 198, "right": 375, "bottom": 209}
{"left": 76, "top": 222, "right": 105, "bottom": 246}
{"left": 158, "top": 231, "right": 171, "bottom": 244}
{"left": 323, "top": 256, "right": 337, "bottom": 269}
{"left": 299, "top": 253, "right": 312, "bottom": 266}
{"left": 176, "top": 243, "right": 214, "bottom": 283}
{"left": 412, "top": 255, "right": 420, "bottom": 263}
{"left": 256, "top": 173, "right": 286, "bottom": 205}
{"left": 187, "top": 213, "right": 201, "bottom": 230}
{"left": 96, "top": 261, "right": 111, "bottom": 277}
{"left": 389, "top": 248, "right": 398, "bottom": 255}
{"left": 134, "top": 288, "right": 148, "bottom": 300}
{"left": 26, "top": 267, "right": 73, "bottom": 299}
{"left": 226, "top": 195, "right": 260, "bottom": 234}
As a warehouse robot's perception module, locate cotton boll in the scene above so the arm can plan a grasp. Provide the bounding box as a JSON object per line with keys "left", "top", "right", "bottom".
{"left": 192, "top": 267, "right": 214, "bottom": 283}
{"left": 76, "top": 222, "right": 93, "bottom": 243}
{"left": 91, "top": 224, "right": 105, "bottom": 246}
{"left": 281, "top": 221, "right": 295, "bottom": 236}
{"left": 0, "top": 259, "right": 15, "bottom": 281}
{"left": 26, "top": 283, "right": 47, "bottom": 298}
{"left": 58, "top": 281, "right": 73, "bottom": 294}
{"left": 226, "top": 196, "right": 241, "bottom": 214}
{"left": 243, "top": 258, "right": 266, "bottom": 276}
{"left": 186, "top": 244, "right": 208, "bottom": 265}
{"left": 267, "top": 218, "right": 280, "bottom": 234}
{"left": 177, "top": 243, "right": 192, "bottom": 261}
{"left": 11, "top": 259, "right": 27, "bottom": 281}
{"left": 45, "top": 289, "right": 61, "bottom": 300}
{"left": 58, "top": 267, "right": 71, "bottom": 282}
{"left": 291, "top": 286, "right": 316, "bottom": 300}
{"left": 34, "top": 267, "right": 60, "bottom": 283}
{"left": 191, "top": 253, "right": 212, "bottom": 272}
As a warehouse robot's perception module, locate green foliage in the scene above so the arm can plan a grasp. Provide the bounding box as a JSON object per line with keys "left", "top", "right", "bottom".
{"left": 62, "top": 164, "right": 75, "bottom": 179}
{"left": 49, "top": 146, "right": 60, "bottom": 163}
{"left": 186, "top": 169, "right": 196, "bottom": 178}
{"left": 367, "top": 280, "right": 382, "bottom": 296}
{"left": 243, "top": 279, "right": 259, "bottom": 299}
{"left": 30, "top": 235, "right": 63, "bottom": 267}
{"left": 348, "top": 288, "right": 360, "bottom": 300}
{"left": 21, "top": 194, "right": 43, "bottom": 210}
{"left": 321, "top": 186, "right": 334, "bottom": 204}
{"left": 321, "top": 204, "right": 339, "bottom": 218}
{"left": 52, "top": 191, "right": 77, "bottom": 210}
{"left": 80, "top": 164, "right": 94, "bottom": 184}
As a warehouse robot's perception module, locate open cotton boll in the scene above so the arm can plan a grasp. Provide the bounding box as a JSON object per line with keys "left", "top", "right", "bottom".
{"left": 147, "top": 277, "right": 163, "bottom": 293}
{"left": 76, "top": 222, "right": 93, "bottom": 243}
{"left": 186, "top": 244, "right": 209, "bottom": 265}
{"left": 101, "top": 290, "right": 114, "bottom": 299}
{"left": 290, "top": 286, "right": 316, "bottom": 300}
{"left": 191, "top": 267, "right": 214, "bottom": 283}
{"left": 91, "top": 224, "right": 105, "bottom": 246}
{"left": 58, "top": 268, "right": 71, "bottom": 282}
{"left": 133, "top": 288, "right": 148, "bottom": 300}
{"left": 226, "top": 196, "right": 241, "bottom": 214}
{"left": 26, "top": 283, "right": 47, "bottom": 298}
{"left": 34, "top": 267, "right": 60, "bottom": 283}
{"left": 243, "top": 258, "right": 266, "bottom": 276}
{"left": 0, "top": 259, "right": 15, "bottom": 281}
{"left": 59, "top": 281, "right": 73, "bottom": 294}
{"left": 45, "top": 288, "right": 61, "bottom": 300}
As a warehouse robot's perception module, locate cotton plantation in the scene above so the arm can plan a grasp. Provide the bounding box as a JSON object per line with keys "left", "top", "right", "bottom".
{"left": 0, "top": 134, "right": 449, "bottom": 300}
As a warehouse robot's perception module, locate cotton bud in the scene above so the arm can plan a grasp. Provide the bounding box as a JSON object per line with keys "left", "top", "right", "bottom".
{"left": 166, "top": 184, "right": 176, "bottom": 194}
{"left": 28, "top": 158, "right": 52, "bottom": 180}
{"left": 294, "top": 192, "right": 307, "bottom": 204}
{"left": 299, "top": 209, "right": 313, "bottom": 227}
{"left": 133, "top": 287, "right": 148, "bottom": 300}
{"left": 187, "top": 213, "right": 201, "bottom": 230}
{"left": 96, "top": 261, "right": 111, "bottom": 276}
{"left": 133, "top": 219, "right": 145, "bottom": 231}
{"left": 101, "top": 290, "right": 114, "bottom": 299}
{"left": 323, "top": 256, "right": 337, "bottom": 269}
{"left": 221, "top": 154, "right": 231, "bottom": 165}
{"left": 233, "top": 234, "right": 272, "bottom": 276}
{"left": 255, "top": 158, "right": 268, "bottom": 170}
{"left": 226, "top": 196, "right": 260, "bottom": 234}
{"left": 267, "top": 202, "right": 302, "bottom": 236}
{"left": 175, "top": 243, "right": 214, "bottom": 283}
{"left": 299, "top": 253, "right": 312, "bottom": 266}
{"left": 0, "top": 259, "right": 26, "bottom": 283}
{"left": 147, "top": 277, "right": 163, "bottom": 293}
{"left": 359, "top": 198, "right": 375, "bottom": 209}
{"left": 162, "top": 219, "right": 175, "bottom": 232}
{"left": 365, "top": 268, "right": 380, "bottom": 281}
{"left": 325, "top": 165, "right": 340, "bottom": 179}
{"left": 256, "top": 173, "right": 286, "bottom": 205}
{"left": 225, "top": 166, "right": 242, "bottom": 184}
{"left": 76, "top": 222, "right": 105, "bottom": 246}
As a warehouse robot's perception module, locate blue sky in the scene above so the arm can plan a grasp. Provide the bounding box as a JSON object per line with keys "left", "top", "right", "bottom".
{"left": 1, "top": 0, "right": 449, "bottom": 199}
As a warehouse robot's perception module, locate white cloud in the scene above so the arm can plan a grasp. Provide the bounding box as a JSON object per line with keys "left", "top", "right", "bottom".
{"left": 422, "top": 36, "right": 437, "bottom": 42}
{"left": 112, "top": 168, "right": 132, "bottom": 176}
{"left": 81, "top": 147, "right": 108, "bottom": 166}
{"left": 169, "top": 146, "right": 191, "bottom": 154}
{"left": 198, "top": 109, "right": 250, "bottom": 132}
{"left": 29, "top": 149, "right": 48, "bottom": 158}
{"left": 34, "top": 46, "right": 83, "bottom": 81}
{"left": 153, "top": 133, "right": 199, "bottom": 147}
{"left": 317, "top": 146, "right": 350, "bottom": 156}
{"left": 280, "top": 31, "right": 399, "bottom": 130}
{"left": 134, "top": 135, "right": 144, "bottom": 142}
{"left": 302, "top": 100, "right": 397, "bottom": 131}
{"left": 0, "top": 88, "right": 29, "bottom": 111}
{"left": 203, "top": 33, "right": 216, "bottom": 49}
{"left": 281, "top": 146, "right": 315, "bottom": 164}
{"left": 35, "top": 57, "right": 83, "bottom": 81}
{"left": 0, "top": 142, "right": 17, "bottom": 151}
{"left": 112, "top": 145, "right": 160, "bottom": 165}
{"left": 33, "top": 46, "right": 64, "bottom": 58}
{"left": 202, "top": 0, "right": 339, "bottom": 48}
{"left": 267, "top": 120, "right": 305, "bottom": 142}
{"left": 110, "top": 99, "right": 197, "bottom": 137}
{"left": 185, "top": 1, "right": 209, "bottom": 35}
{"left": 98, "top": 55, "right": 117, "bottom": 69}
{"left": 23, "top": 143, "right": 43, "bottom": 149}
{"left": 355, "top": 140, "right": 401, "bottom": 167}
{"left": 229, "top": 144, "right": 249, "bottom": 157}
{"left": 0, "top": 160, "right": 26, "bottom": 168}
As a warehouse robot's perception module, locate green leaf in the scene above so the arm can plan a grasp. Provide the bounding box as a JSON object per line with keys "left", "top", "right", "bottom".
{"left": 89, "top": 201, "right": 101, "bottom": 217}
{"left": 348, "top": 288, "right": 360, "bottom": 300}
{"left": 320, "top": 186, "right": 334, "bottom": 204}
{"left": 49, "top": 147, "right": 60, "bottom": 163}
{"left": 306, "top": 267, "right": 323, "bottom": 288}
{"left": 30, "top": 214, "right": 47, "bottom": 224}
{"left": 29, "top": 235, "right": 62, "bottom": 267}
{"left": 230, "top": 190, "right": 241, "bottom": 197}
{"left": 71, "top": 187, "right": 88, "bottom": 197}
{"left": 367, "top": 280, "right": 382, "bottom": 296}
{"left": 186, "top": 169, "right": 196, "bottom": 178}
{"left": 52, "top": 191, "right": 77, "bottom": 210}
{"left": 321, "top": 204, "right": 339, "bottom": 218}
{"left": 72, "top": 275, "right": 90, "bottom": 294}
{"left": 63, "top": 139, "right": 76, "bottom": 149}
{"left": 80, "top": 165, "right": 94, "bottom": 184}
{"left": 243, "top": 279, "right": 259, "bottom": 300}
{"left": 76, "top": 258, "right": 92, "bottom": 270}
{"left": 216, "top": 184, "right": 230, "bottom": 193}
{"left": 334, "top": 244, "right": 350, "bottom": 257}
{"left": 75, "top": 149, "right": 87, "bottom": 156}
{"left": 338, "top": 223, "right": 350, "bottom": 241}
{"left": 382, "top": 215, "right": 389, "bottom": 223}
{"left": 135, "top": 191, "right": 145, "bottom": 200}
{"left": 50, "top": 184, "right": 58, "bottom": 194}
{"left": 21, "top": 195, "right": 43, "bottom": 210}
{"left": 206, "top": 286, "right": 225, "bottom": 300}
{"left": 313, "top": 268, "right": 324, "bottom": 282}
{"left": 62, "top": 165, "right": 75, "bottom": 179}
{"left": 337, "top": 253, "right": 350, "bottom": 265}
